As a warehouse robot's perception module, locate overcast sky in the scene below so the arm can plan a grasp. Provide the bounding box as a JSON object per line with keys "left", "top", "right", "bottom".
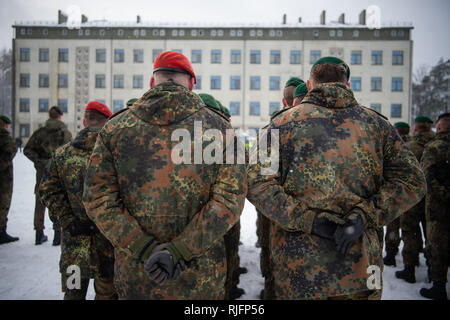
{"left": 1, "top": 0, "right": 449, "bottom": 71}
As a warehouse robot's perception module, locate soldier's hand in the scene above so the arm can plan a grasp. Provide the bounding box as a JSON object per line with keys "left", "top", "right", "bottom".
{"left": 144, "top": 250, "right": 176, "bottom": 285}
{"left": 334, "top": 214, "right": 365, "bottom": 256}
{"left": 311, "top": 215, "right": 338, "bottom": 240}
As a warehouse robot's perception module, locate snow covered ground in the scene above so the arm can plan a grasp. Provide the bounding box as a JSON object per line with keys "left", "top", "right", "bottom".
{"left": 0, "top": 153, "right": 448, "bottom": 300}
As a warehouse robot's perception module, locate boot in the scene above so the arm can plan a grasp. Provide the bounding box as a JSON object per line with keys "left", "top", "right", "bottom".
{"left": 0, "top": 229, "right": 19, "bottom": 245}
{"left": 229, "top": 286, "right": 245, "bottom": 300}
{"left": 395, "top": 265, "right": 416, "bottom": 283}
{"left": 52, "top": 230, "right": 61, "bottom": 246}
{"left": 35, "top": 230, "right": 48, "bottom": 245}
{"left": 420, "top": 281, "right": 448, "bottom": 300}
{"left": 238, "top": 267, "right": 248, "bottom": 275}
{"left": 383, "top": 252, "right": 397, "bottom": 267}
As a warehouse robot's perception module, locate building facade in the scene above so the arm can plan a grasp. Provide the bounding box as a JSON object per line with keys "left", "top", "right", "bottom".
{"left": 12, "top": 12, "right": 413, "bottom": 141}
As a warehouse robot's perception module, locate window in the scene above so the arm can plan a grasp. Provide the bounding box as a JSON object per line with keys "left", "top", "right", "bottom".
{"left": 249, "top": 102, "right": 260, "bottom": 116}
{"left": 371, "top": 51, "right": 383, "bottom": 65}
{"left": 20, "top": 48, "right": 30, "bottom": 61}
{"left": 269, "top": 76, "right": 280, "bottom": 90}
{"left": 210, "top": 76, "right": 221, "bottom": 90}
{"left": 250, "top": 76, "right": 261, "bottom": 90}
{"left": 392, "top": 77, "right": 403, "bottom": 92}
{"left": 95, "top": 74, "right": 106, "bottom": 88}
{"left": 58, "top": 99, "right": 68, "bottom": 113}
{"left": 270, "top": 50, "right": 281, "bottom": 64}
{"left": 193, "top": 76, "right": 202, "bottom": 90}
{"left": 370, "top": 104, "right": 382, "bottom": 113}
{"left": 230, "top": 76, "right": 241, "bottom": 90}
{"left": 191, "top": 50, "right": 202, "bottom": 63}
{"left": 351, "top": 51, "right": 362, "bottom": 65}
{"left": 19, "top": 98, "right": 30, "bottom": 112}
{"left": 39, "top": 99, "right": 49, "bottom": 112}
{"left": 371, "top": 77, "right": 382, "bottom": 91}
{"left": 230, "top": 102, "right": 240, "bottom": 116}
{"left": 39, "top": 74, "right": 49, "bottom": 88}
{"left": 211, "top": 50, "right": 222, "bottom": 64}
{"left": 152, "top": 49, "right": 163, "bottom": 62}
{"left": 113, "top": 100, "right": 124, "bottom": 113}
{"left": 114, "top": 49, "right": 124, "bottom": 63}
{"left": 58, "top": 48, "right": 69, "bottom": 62}
{"left": 39, "top": 48, "right": 49, "bottom": 62}
{"left": 58, "top": 74, "right": 68, "bottom": 88}
{"left": 231, "top": 50, "right": 241, "bottom": 64}
{"left": 20, "top": 74, "right": 30, "bottom": 87}
{"left": 290, "top": 50, "right": 301, "bottom": 64}
{"left": 114, "top": 75, "right": 124, "bottom": 88}
{"left": 350, "top": 77, "right": 361, "bottom": 91}
{"left": 392, "top": 51, "right": 404, "bottom": 65}
{"left": 269, "top": 102, "right": 280, "bottom": 115}
{"left": 133, "top": 49, "right": 144, "bottom": 63}
{"left": 391, "top": 104, "right": 402, "bottom": 118}
{"left": 250, "top": 50, "right": 261, "bottom": 64}
{"left": 96, "top": 49, "right": 106, "bottom": 62}
{"left": 310, "top": 50, "right": 321, "bottom": 64}
{"left": 20, "top": 124, "right": 30, "bottom": 137}
{"left": 133, "top": 75, "right": 143, "bottom": 89}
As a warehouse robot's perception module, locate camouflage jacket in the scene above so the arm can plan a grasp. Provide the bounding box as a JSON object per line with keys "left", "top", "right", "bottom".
{"left": 407, "top": 131, "right": 436, "bottom": 161}
{"left": 421, "top": 131, "right": 450, "bottom": 222}
{"left": 0, "top": 128, "right": 16, "bottom": 172}
{"left": 247, "top": 82, "right": 426, "bottom": 299}
{"left": 82, "top": 82, "right": 247, "bottom": 299}
{"left": 39, "top": 127, "right": 114, "bottom": 279}
{"left": 24, "top": 119, "right": 72, "bottom": 169}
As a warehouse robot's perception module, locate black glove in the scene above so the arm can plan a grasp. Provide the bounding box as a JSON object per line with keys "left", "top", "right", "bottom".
{"left": 67, "top": 219, "right": 99, "bottom": 237}
{"left": 311, "top": 215, "right": 338, "bottom": 240}
{"left": 334, "top": 213, "right": 365, "bottom": 256}
{"left": 144, "top": 243, "right": 187, "bottom": 285}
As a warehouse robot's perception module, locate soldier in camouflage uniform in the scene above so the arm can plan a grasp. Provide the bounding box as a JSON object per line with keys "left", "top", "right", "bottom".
{"left": 39, "top": 101, "right": 116, "bottom": 300}
{"left": 396, "top": 116, "right": 435, "bottom": 283}
{"left": 0, "top": 115, "right": 19, "bottom": 244}
{"left": 82, "top": 51, "right": 247, "bottom": 300}
{"left": 246, "top": 56, "right": 426, "bottom": 299}
{"left": 383, "top": 121, "right": 411, "bottom": 266}
{"left": 24, "top": 106, "right": 72, "bottom": 245}
{"left": 419, "top": 113, "right": 450, "bottom": 300}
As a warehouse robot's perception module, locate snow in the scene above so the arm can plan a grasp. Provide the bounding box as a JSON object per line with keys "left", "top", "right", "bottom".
{"left": 0, "top": 153, "right": 448, "bottom": 300}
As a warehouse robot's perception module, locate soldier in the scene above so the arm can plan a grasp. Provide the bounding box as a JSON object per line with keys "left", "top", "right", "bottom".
{"left": 396, "top": 116, "right": 435, "bottom": 283}
{"left": 419, "top": 113, "right": 450, "bottom": 300}
{"left": 39, "top": 101, "right": 117, "bottom": 300}
{"left": 0, "top": 115, "right": 19, "bottom": 244}
{"left": 383, "top": 121, "right": 411, "bottom": 266}
{"left": 82, "top": 51, "right": 247, "bottom": 299}
{"left": 24, "top": 106, "right": 72, "bottom": 245}
{"left": 292, "top": 82, "right": 308, "bottom": 106}
{"left": 282, "top": 77, "right": 304, "bottom": 108}
{"left": 246, "top": 56, "right": 426, "bottom": 299}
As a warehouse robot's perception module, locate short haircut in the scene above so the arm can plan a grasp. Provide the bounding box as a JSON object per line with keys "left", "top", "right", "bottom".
{"left": 283, "top": 86, "right": 295, "bottom": 107}
{"left": 49, "top": 109, "right": 61, "bottom": 119}
{"left": 310, "top": 63, "right": 348, "bottom": 84}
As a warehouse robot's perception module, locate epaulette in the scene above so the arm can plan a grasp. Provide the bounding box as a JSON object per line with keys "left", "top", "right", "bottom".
{"left": 361, "top": 105, "right": 388, "bottom": 120}
{"left": 109, "top": 107, "right": 129, "bottom": 120}
{"left": 204, "top": 105, "right": 230, "bottom": 122}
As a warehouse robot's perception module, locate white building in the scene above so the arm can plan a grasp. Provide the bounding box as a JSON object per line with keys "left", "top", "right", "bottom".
{"left": 12, "top": 10, "right": 413, "bottom": 141}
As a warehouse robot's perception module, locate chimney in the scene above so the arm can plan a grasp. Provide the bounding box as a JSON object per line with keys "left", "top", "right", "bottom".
{"left": 338, "top": 13, "right": 345, "bottom": 24}
{"left": 81, "top": 14, "right": 88, "bottom": 23}
{"left": 298, "top": 17, "right": 302, "bottom": 23}
{"left": 359, "top": 10, "right": 366, "bottom": 25}
{"left": 320, "top": 10, "right": 326, "bottom": 25}
{"left": 137, "top": 15, "right": 141, "bottom": 23}
{"left": 282, "top": 14, "right": 287, "bottom": 24}
{"left": 58, "top": 10, "right": 68, "bottom": 24}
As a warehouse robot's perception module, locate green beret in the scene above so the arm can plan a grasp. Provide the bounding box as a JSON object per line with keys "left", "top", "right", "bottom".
{"left": 312, "top": 56, "right": 351, "bottom": 79}
{"left": 198, "top": 93, "right": 220, "bottom": 111}
{"left": 414, "top": 116, "right": 433, "bottom": 124}
{"left": 437, "top": 113, "right": 450, "bottom": 122}
{"left": 126, "top": 98, "right": 139, "bottom": 107}
{"left": 215, "top": 100, "right": 231, "bottom": 119}
{"left": 285, "top": 77, "right": 304, "bottom": 88}
{"left": 394, "top": 122, "right": 410, "bottom": 129}
{"left": 0, "top": 115, "right": 12, "bottom": 124}
{"left": 294, "top": 83, "right": 308, "bottom": 98}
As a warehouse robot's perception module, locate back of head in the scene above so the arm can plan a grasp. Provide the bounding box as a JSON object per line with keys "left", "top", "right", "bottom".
{"left": 283, "top": 77, "right": 304, "bottom": 108}
{"left": 84, "top": 101, "right": 112, "bottom": 128}
{"left": 437, "top": 113, "right": 450, "bottom": 133}
{"left": 414, "top": 116, "right": 433, "bottom": 134}
{"left": 49, "top": 106, "right": 62, "bottom": 119}
{"left": 152, "top": 51, "right": 196, "bottom": 90}
{"left": 309, "top": 56, "right": 350, "bottom": 88}
{"left": 0, "top": 115, "right": 11, "bottom": 129}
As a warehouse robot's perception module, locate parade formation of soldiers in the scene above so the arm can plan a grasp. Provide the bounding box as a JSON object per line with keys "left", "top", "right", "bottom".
{"left": 0, "top": 50, "right": 448, "bottom": 300}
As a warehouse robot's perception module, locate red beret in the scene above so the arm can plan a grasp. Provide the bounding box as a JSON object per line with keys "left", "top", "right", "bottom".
{"left": 153, "top": 51, "right": 196, "bottom": 84}
{"left": 85, "top": 101, "right": 112, "bottom": 118}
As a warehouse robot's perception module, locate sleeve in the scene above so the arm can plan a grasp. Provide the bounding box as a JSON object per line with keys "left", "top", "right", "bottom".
{"left": 23, "top": 131, "right": 40, "bottom": 164}
{"left": 82, "top": 132, "right": 150, "bottom": 255}
{"left": 170, "top": 134, "right": 247, "bottom": 261}
{"left": 39, "top": 156, "right": 74, "bottom": 227}
{"left": 0, "top": 134, "right": 16, "bottom": 171}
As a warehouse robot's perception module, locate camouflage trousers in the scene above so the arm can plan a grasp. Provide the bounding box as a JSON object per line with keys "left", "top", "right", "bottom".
{"left": 426, "top": 219, "right": 449, "bottom": 282}
{"left": 385, "top": 217, "right": 401, "bottom": 256}
{"left": 326, "top": 289, "right": 382, "bottom": 300}
{"left": 224, "top": 221, "right": 241, "bottom": 300}
{"left": 400, "top": 199, "right": 426, "bottom": 266}
{"left": 256, "top": 211, "right": 275, "bottom": 300}
{"left": 34, "top": 167, "right": 59, "bottom": 231}
{"left": 0, "top": 167, "right": 13, "bottom": 231}
{"left": 62, "top": 275, "right": 117, "bottom": 300}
